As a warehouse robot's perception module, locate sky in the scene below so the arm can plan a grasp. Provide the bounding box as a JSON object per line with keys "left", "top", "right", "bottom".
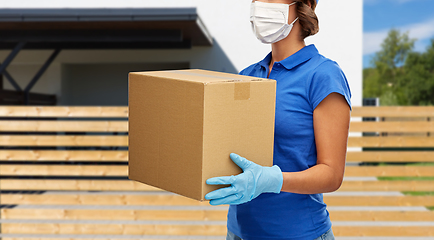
{"left": 363, "top": 0, "right": 434, "bottom": 68}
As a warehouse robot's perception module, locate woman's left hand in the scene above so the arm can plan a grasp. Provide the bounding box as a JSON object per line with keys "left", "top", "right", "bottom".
{"left": 205, "top": 153, "right": 283, "bottom": 206}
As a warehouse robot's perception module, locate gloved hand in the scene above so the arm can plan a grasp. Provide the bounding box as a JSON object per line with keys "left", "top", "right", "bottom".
{"left": 205, "top": 153, "right": 283, "bottom": 206}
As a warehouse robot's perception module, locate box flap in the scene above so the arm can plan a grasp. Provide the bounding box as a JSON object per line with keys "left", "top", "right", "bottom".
{"left": 133, "top": 69, "right": 272, "bottom": 84}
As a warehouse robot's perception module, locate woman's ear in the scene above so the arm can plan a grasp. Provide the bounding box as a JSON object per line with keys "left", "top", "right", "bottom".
{"left": 304, "top": 0, "right": 315, "bottom": 8}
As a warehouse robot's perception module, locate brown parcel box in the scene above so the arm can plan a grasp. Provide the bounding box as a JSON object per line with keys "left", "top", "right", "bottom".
{"left": 128, "top": 69, "right": 276, "bottom": 201}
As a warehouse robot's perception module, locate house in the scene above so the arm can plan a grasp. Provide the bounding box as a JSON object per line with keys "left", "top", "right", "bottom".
{"left": 0, "top": 0, "right": 362, "bottom": 106}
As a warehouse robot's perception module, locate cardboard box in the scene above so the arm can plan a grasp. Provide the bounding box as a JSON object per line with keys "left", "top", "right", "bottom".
{"left": 128, "top": 69, "right": 276, "bottom": 201}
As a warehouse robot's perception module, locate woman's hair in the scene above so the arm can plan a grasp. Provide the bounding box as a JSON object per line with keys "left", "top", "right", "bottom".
{"left": 295, "top": 0, "right": 319, "bottom": 39}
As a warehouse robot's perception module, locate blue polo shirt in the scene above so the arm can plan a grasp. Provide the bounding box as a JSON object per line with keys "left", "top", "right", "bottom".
{"left": 227, "top": 44, "right": 351, "bottom": 240}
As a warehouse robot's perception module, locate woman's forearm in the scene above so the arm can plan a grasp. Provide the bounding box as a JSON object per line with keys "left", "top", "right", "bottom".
{"left": 279, "top": 93, "right": 350, "bottom": 195}
{"left": 279, "top": 93, "right": 349, "bottom": 195}
{"left": 281, "top": 162, "right": 344, "bottom": 194}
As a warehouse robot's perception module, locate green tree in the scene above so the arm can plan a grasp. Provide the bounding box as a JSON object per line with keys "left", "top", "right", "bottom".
{"left": 373, "top": 29, "right": 415, "bottom": 71}
{"left": 401, "top": 39, "right": 434, "bottom": 105}
{"left": 364, "top": 29, "right": 417, "bottom": 105}
{"left": 364, "top": 29, "right": 434, "bottom": 106}
{"left": 363, "top": 68, "right": 382, "bottom": 98}
{"left": 374, "top": 29, "right": 415, "bottom": 105}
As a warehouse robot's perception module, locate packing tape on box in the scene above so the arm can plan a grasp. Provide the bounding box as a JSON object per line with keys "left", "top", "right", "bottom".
{"left": 171, "top": 70, "right": 251, "bottom": 101}
{"left": 234, "top": 81, "right": 251, "bottom": 100}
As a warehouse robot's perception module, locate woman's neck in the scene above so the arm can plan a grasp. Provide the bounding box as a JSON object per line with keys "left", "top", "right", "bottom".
{"left": 268, "top": 22, "right": 306, "bottom": 67}
{"left": 271, "top": 39, "right": 305, "bottom": 63}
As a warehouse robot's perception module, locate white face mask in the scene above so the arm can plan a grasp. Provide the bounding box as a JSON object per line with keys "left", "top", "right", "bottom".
{"left": 250, "top": 1, "right": 299, "bottom": 44}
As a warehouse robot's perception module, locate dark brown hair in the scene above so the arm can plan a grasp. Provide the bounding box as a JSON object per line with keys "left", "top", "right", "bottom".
{"left": 295, "top": 0, "right": 319, "bottom": 39}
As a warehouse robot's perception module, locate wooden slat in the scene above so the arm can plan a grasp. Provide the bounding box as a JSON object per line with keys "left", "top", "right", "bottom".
{"left": 0, "top": 239, "right": 203, "bottom": 240}
{"left": 3, "top": 150, "right": 431, "bottom": 163}
{"left": 4, "top": 136, "right": 433, "bottom": 148}
{"left": 345, "top": 166, "right": 434, "bottom": 177}
{"left": 1, "top": 179, "right": 434, "bottom": 192}
{"left": 348, "top": 136, "right": 434, "bottom": 147}
{"left": 333, "top": 226, "right": 434, "bottom": 237}
{"left": 351, "top": 106, "right": 434, "bottom": 117}
{"left": 0, "top": 150, "right": 128, "bottom": 161}
{"left": 346, "top": 151, "right": 434, "bottom": 162}
{"left": 0, "top": 106, "right": 128, "bottom": 118}
{"left": 0, "top": 165, "right": 127, "bottom": 176}
{"left": 350, "top": 121, "right": 434, "bottom": 132}
{"left": 0, "top": 106, "right": 432, "bottom": 118}
{"left": 0, "top": 180, "right": 160, "bottom": 191}
{"left": 0, "top": 209, "right": 226, "bottom": 221}
{"left": 2, "top": 165, "right": 432, "bottom": 177}
{"left": 339, "top": 180, "right": 434, "bottom": 191}
{"left": 0, "top": 136, "right": 128, "bottom": 146}
{"left": 0, "top": 194, "right": 206, "bottom": 206}
{"left": 0, "top": 239, "right": 204, "bottom": 240}
{"left": 1, "top": 106, "right": 429, "bottom": 118}
{"left": 2, "top": 194, "right": 433, "bottom": 207}
{"left": 0, "top": 223, "right": 227, "bottom": 235}
{"left": 0, "top": 121, "right": 128, "bottom": 132}
{"left": 2, "top": 209, "right": 433, "bottom": 222}
{"left": 3, "top": 116, "right": 434, "bottom": 133}
{"left": 330, "top": 211, "right": 434, "bottom": 221}
{"left": 2, "top": 224, "right": 433, "bottom": 236}
{"left": 0, "top": 239, "right": 205, "bottom": 240}
{"left": 324, "top": 195, "right": 434, "bottom": 207}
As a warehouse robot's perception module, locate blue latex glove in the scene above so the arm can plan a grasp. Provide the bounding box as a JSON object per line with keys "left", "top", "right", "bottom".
{"left": 205, "top": 153, "right": 283, "bottom": 205}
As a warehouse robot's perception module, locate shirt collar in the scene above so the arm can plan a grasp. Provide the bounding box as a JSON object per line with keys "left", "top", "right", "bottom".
{"left": 279, "top": 44, "right": 318, "bottom": 70}
{"left": 258, "top": 52, "right": 273, "bottom": 69}
{"left": 258, "top": 44, "right": 318, "bottom": 71}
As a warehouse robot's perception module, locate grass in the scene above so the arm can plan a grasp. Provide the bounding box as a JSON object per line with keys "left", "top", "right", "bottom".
{"left": 377, "top": 173, "right": 434, "bottom": 211}
{"left": 376, "top": 162, "right": 434, "bottom": 181}
{"left": 402, "top": 191, "right": 434, "bottom": 196}
{"left": 405, "top": 163, "right": 434, "bottom": 166}
{"left": 401, "top": 192, "right": 434, "bottom": 211}
{"left": 377, "top": 176, "right": 434, "bottom": 181}
{"left": 371, "top": 161, "right": 434, "bottom": 210}
{"left": 378, "top": 162, "right": 434, "bottom": 166}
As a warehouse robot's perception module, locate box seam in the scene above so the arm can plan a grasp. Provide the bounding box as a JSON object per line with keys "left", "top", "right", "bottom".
{"left": 201, "top": 82, "right": 206, "bottom": 201}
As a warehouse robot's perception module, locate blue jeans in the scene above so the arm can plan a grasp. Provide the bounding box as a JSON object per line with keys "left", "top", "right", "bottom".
{"left": 226, "top": 230, "right": 242, "bottom": 240}
{"left": 226, "top": 228, "right": 335, "bottom": 240}
{"left": 314, "top": 229, "right": 335, "bottom": 240}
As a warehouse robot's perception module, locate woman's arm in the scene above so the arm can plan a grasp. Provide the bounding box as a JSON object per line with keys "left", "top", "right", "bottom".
{"left": 205, "top": 92, "right": 350, "bottom": 205}
{"left": 281, "top": 92, "right": 351, "bottom": 194}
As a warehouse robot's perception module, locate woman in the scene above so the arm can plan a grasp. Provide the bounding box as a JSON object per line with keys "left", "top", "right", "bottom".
{"left": 205, "top": 0, "right": 352, "bottom": 239}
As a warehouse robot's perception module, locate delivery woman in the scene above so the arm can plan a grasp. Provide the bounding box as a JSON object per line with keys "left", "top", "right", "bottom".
{"left": 205, "top": 0, "right": 352, "bottom": 239}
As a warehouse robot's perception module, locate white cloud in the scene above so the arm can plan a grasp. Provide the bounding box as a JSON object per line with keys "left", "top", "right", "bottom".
{"left": 396, "top": 0, "right": 420, "bottom": 3}
{"left": 364, "top": 18, "right": 434, "bottom": 55}
{"left": 364, "top": 30, "right": 388, "bottom": 55}
{"left": 404, "top": 18, "right": 434, "bottom": 40}
{"left": 364, "top": 0, "right": 421, "bottom": 5}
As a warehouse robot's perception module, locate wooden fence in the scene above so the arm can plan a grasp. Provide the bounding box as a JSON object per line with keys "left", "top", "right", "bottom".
{"left": 0, "top": 106, "right": 433, "bottom": 239}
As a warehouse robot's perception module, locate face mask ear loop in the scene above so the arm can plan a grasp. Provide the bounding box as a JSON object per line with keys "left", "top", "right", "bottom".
{"left": 288, "top": 1, "right": 297, "bottom": 7}
{"left": 287, "top": 2, "right": 298, "bottom": 25}
{"left": 289, "top": 17, "right": 299, "bottom": 25}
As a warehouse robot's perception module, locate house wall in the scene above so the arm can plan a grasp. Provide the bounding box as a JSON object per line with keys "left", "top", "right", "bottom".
{"left": 0, "top": 0, "right": 362, "bottom": 106}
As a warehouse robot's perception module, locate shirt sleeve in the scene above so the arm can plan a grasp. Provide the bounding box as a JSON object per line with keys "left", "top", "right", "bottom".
{"left": 239, "top": 64, "right": 256, "bottom": 76}
{"left": 239, "top": 68, "right": 246, "bottom": 75}
{"left": 309, "top": 60, "right": 352, "bottom": 111}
